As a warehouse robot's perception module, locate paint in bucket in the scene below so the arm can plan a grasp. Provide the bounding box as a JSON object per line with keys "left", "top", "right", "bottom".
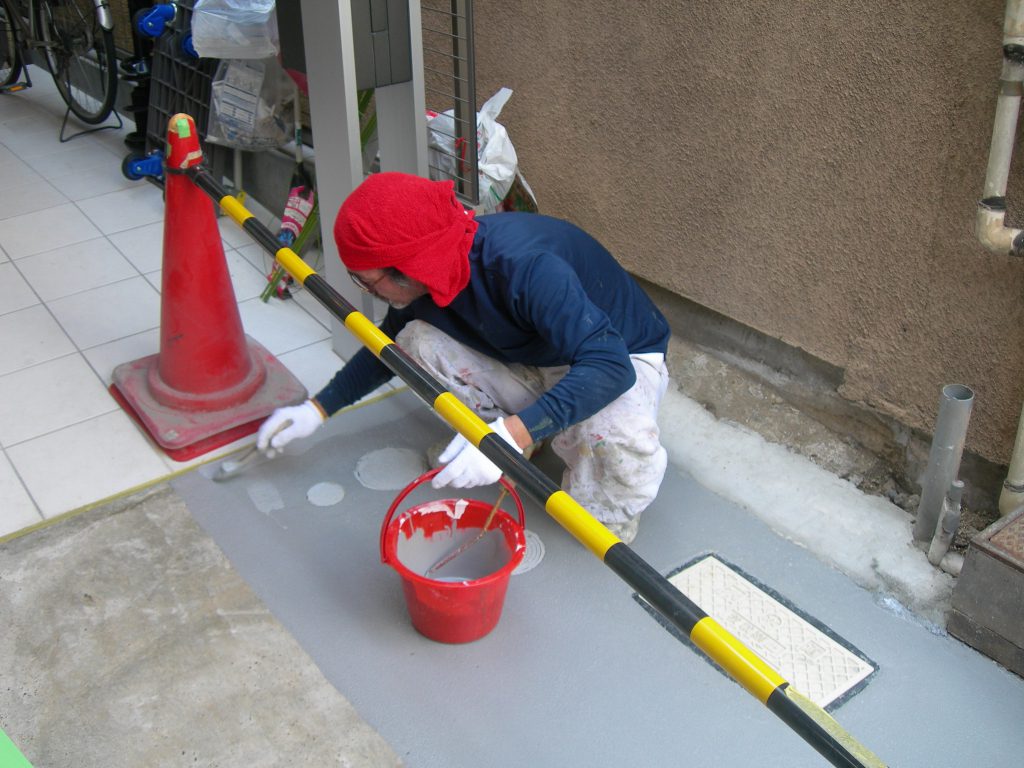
{"left": 380, "top": 469, "right": 526, "bottom": 643}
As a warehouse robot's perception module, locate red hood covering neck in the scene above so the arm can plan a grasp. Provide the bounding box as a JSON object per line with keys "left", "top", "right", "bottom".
{"left": 333, "top": 173, "right": 478, "bottom": 307}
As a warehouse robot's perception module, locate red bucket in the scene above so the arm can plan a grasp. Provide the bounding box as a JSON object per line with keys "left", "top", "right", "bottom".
{"left": 380, "top": 468, "right": 526, "bottom": 644}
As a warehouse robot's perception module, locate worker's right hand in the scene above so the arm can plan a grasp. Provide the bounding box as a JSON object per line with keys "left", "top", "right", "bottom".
{"left": 257, "top": 400, "right": 326, "bottom": 458}
{"left": 432, "top": 417, "right": 522, "bottom": 489}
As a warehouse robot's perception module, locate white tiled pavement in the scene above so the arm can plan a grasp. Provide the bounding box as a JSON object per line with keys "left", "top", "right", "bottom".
{"left": 0, "top": 68, "right": 383, "bottom": 538}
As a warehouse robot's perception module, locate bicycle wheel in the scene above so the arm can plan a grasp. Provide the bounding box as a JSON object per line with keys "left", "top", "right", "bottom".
{"left": 37, "top": 0, "right": 118, "bottom": 124}
{"left": 0, "top": 0, "right": 22, "bottom": 90}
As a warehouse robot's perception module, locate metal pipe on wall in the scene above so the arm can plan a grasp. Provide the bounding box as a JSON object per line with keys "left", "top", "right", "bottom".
{"left": 927, "top": 480, "right": 964, "bottom": 566}
{"left": 913, "top": 385, "right": 975, "bottom": 544}
{"left": 983, "top": 2, "right": 1024, "bottom": 515}
{"left": 999, "top": 402, "right": 1024, "bottom": 515}
{"left": 977, "top": 0, "right": 1024, "bottom": 257}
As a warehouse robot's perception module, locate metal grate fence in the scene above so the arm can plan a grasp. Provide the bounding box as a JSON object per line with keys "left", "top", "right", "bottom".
{"left": 420, "top": 0, "right": 478, "bottom": 206}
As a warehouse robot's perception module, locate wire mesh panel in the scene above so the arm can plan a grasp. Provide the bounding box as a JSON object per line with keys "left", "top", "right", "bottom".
{"left": 145, "top": 1, "right": 228, "bottom": 177}
{"left": 420, "top": 0, "right": 478, "bottom": 206}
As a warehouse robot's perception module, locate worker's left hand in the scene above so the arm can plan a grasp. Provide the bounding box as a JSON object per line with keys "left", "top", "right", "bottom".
{"left": 432, "top": 417, "right": 523, "bottom": 489}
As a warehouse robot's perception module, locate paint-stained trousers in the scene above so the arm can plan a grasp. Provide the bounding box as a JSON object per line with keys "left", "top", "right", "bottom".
{"left": 397, "top": 320, "right": 669, "bottom": 525}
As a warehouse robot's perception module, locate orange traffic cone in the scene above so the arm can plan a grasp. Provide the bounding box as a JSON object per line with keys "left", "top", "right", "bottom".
{"left": 111, "top": 114, "right": 307, "bottom": 461}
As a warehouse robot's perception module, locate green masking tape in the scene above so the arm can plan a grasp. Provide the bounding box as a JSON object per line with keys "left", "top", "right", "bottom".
{"left": 0, "top": 728, "right": 34, "bottom": 768}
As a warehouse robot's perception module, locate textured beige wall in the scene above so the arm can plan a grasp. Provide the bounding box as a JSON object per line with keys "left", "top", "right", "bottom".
{"left": 470, "top": 0, "right": 1024, "bottom": 466}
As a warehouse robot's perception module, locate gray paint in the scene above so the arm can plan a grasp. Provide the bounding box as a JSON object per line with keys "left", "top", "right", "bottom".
{"left": 396, "top": 525, "right": 517, "bottom": 581}
{"left": 174, "top": 390, "right": 1024, "bottom": 767}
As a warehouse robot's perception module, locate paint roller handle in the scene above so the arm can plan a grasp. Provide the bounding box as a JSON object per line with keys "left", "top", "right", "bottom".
{"left": 380, "top": 469, "right": 525, "bottom": 565}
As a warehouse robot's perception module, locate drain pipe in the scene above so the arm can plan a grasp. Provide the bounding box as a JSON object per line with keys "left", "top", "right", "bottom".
{"left": 982, "top": 4, "right": 1024, "bottom": 518}
{"left": 999, "top": 403, "right": 1024, "bottom": 515}
{"left": 913, "top": 385, "right": 975, "bottom": 544}
{"left": 977, "top": 0, "right": 1024, "bottom": 257}
{"left": 927, "top": 480, "right": 964, "bottom": 567}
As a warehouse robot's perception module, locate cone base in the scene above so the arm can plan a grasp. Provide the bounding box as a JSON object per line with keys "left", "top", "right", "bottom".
{"left": 111, "top": 336, "right": 307, "bottom": 461}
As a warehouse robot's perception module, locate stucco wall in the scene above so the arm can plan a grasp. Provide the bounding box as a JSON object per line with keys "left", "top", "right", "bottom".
{"left": 470, "top": 0, "right": 1024, "bottom": 467}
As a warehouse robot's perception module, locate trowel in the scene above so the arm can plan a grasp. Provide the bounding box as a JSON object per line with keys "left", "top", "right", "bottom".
{"left": 212, "top": 420, "right": 291, "bottom": 482}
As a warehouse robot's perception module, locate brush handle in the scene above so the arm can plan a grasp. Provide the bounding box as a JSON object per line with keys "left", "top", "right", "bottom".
{"left": 481, "top": 486, "right": 511, "bottom": 532}
{"left": 213, "top": 419, "right": 293, "bottom": 480}
{"left": 380, "top": 469, "right": 525, "bottom": 566}
{"left": 424, "top": 486, "right": 511, "bottom": 575}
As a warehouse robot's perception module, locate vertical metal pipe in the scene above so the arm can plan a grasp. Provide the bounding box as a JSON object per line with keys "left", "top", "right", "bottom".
{"left": 449, "top": 0, "right": 478, "bottom": 203}
{"left": 1007, "top": 0, "right": 1024, "bottom": 44}
{"left": 913, "top": 385, "right": 975, "bottom": 543}
{"left": 976, "top": 0, "right": 1024, "bottom": 256}
{"left": 990, "top": 1, "right": 1024, "bottom": 510}
{"left": 999, "top": 399, "right": 1024, "bottom": 515}
{"left": 982, "top": 58, "right": 1024, "bottom": 201}
{"left": 927, "top": 480, "right": 964, "bottom": 566}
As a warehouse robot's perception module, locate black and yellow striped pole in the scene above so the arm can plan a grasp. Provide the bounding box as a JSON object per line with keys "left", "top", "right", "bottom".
{"left": 187, "top": 148, "right": 886, "bottom": 768}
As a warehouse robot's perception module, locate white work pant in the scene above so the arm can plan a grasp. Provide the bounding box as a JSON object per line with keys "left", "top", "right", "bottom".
{"left": 396, "top": 320, "right": 669, "bottom": 525}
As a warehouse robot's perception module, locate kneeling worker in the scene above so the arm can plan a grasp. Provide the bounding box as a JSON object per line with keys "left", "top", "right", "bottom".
{"left": 257, "top": 172, "right": 671, "bottom": 544}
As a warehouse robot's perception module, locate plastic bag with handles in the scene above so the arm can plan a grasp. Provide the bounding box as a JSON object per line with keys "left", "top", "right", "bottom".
{"left": 427, "top": 88, "right": 537, "bottom": 214}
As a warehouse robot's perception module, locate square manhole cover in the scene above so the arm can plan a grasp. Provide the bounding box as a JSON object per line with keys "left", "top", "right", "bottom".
{"left": 638, "top": 554, "right": 877, "bottom": 709}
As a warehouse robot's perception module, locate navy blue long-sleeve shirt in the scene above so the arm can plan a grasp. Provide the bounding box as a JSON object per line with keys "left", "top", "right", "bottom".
{"left": 315, "top": 213, "right": 670, "bottom": 441}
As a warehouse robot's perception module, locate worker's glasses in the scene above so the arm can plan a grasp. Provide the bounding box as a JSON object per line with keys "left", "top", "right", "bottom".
{"left": 348, "top": 271, "right": 389, "bottom": 294}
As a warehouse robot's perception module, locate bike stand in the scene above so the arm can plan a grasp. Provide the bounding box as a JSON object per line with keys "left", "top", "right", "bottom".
{"left": 59, "top": 107, "right": 124, "bottom": 143}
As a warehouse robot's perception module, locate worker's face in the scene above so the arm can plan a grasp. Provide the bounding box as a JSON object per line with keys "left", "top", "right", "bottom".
{"left": 348, "top": 269, "right": 427, "bottom": 309}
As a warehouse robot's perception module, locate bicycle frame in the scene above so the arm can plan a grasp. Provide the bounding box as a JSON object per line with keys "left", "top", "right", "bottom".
{"left": 2, "top": 0, "right": 120, "bottom": 133}
{"left": 9, "top": 0, "right": 113, "bottom": 55}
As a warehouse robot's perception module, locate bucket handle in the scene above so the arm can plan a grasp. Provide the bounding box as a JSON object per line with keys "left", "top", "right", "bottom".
{"left": 380, "top": 468, "right": 526, "bottom": 565}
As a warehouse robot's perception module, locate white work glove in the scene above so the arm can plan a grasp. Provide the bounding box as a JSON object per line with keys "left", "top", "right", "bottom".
{"left": 432, "top": 417, "right": 523, "bottom": 489}
{"left": 257, "top": 400, "right": 325, "bottom": 458}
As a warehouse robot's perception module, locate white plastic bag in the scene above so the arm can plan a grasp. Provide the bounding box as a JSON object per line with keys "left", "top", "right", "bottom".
{"left": 206, "top": 58, "right": 295, "bottom": 150}
{"left": 191, "top": 0, "right": 280, "bottom": 59}
{"left": 427, "top": 88, "right": 534, "bottom": 214}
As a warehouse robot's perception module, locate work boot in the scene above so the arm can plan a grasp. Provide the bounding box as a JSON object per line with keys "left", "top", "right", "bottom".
{"left": 605, "top": 516, "right": 640, "bottom": 545}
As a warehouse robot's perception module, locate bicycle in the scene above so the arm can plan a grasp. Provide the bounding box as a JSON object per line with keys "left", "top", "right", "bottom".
{"left": 0, "top": 0, "right": 119, "bottom": 130}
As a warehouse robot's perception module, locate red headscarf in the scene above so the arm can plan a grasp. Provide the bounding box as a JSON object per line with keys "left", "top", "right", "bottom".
{"left": 333, "top": 173, "right": 478, "bottom": 307}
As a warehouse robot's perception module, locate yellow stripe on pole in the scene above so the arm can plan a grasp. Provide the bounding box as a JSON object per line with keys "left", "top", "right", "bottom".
{"left": 783, "top": 688, "right": 888, "bottom": 768}
{"left": 546, "top": 491, "right": 620, "bottom": 557}
{"left": 218, "top": 195, "right": 252, "bottom": 227}
{"left": 691, "top": 616, "right": 787, "bottom": 703}
{"left": 433, "top": 392, "right": 490, "bottom": 446}
{"left": 344, "top": 312, "right": 392, "bottom": 357}
{"left": 275, "top": 247, "right": 315, "bottom": 282}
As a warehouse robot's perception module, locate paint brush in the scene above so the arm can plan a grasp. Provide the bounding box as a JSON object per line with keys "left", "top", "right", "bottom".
{"left": 425, "top": 486, "right": 510, "bottom": 576}
{"left": 212, "top": 420, "right": 291, "bottom": 482}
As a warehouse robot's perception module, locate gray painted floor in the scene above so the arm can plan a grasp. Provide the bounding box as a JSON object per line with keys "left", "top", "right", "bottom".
{"left": 174, "top": 389, "right": 1024, "bottom": 767}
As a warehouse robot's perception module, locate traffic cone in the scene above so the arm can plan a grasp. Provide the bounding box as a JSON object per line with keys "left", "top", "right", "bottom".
{"left": 110, "top": 113, "right": 307, "bottom": 461}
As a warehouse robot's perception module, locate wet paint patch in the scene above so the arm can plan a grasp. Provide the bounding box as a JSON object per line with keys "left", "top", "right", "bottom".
{"left": 307, "top": 482, "right": 346, "bottom": 507}
{"left": 245, "top": 480, "right": 287, "bottom": 529}
{"left": 355, "top": 447, "right": 428, "bottom": 490}
{"left": 512, "top": 529, "right": 545, "bottom": 575}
